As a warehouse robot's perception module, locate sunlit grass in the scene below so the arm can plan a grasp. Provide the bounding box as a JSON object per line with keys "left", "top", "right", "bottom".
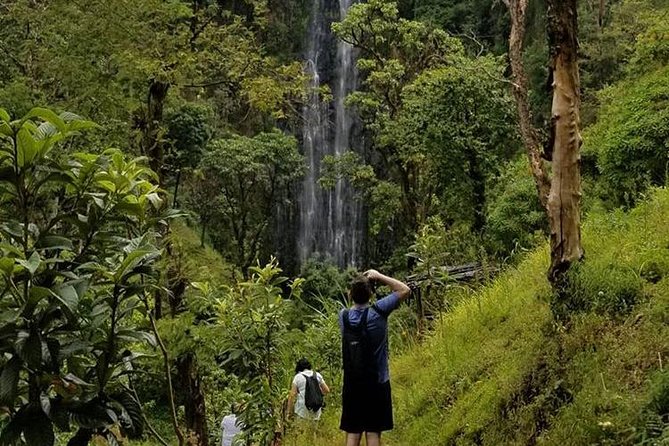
{"left": 289, "top": 188, "right": 669, "bottom": 445}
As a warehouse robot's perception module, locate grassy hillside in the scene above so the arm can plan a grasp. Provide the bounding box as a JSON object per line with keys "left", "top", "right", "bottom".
{"left": 290, "top": 188, "right": 669, "bottom": 445}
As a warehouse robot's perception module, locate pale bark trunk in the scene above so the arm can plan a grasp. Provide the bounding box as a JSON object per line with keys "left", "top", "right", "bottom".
{"left": 546, "top": 0, "right": 584, "bottom": 283}
{"left": 503, "top": 0, "right": 551, "bottom": 209}
{"left": 505, "top": 0, "right": 584, "bottom": 289}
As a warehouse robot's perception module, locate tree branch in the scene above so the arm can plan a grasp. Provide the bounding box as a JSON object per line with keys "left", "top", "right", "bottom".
{"left": 503, "top": 0, "right": 551, "bottom": 209}
{"left": 143, "top": 294, "right": 185, "bottom": 446}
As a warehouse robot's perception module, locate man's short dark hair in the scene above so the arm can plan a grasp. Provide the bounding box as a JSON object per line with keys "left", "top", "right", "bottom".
{"left": 295, "top": 357, "right": 312, "bottom": 373}
{"left": 350, "top": 275, "right": 373, "bottom": 304}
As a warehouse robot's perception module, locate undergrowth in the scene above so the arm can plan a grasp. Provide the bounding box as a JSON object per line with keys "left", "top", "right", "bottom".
{"left": 288, "top": 188, "right": 669, "bottom": 445}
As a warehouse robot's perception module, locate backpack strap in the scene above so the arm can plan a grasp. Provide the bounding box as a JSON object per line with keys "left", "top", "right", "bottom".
{"left": 343, "top": 307, "right": 370, "bottom": 330}
{"left": 371, "top": 303, "right": 389, "bottom": 319}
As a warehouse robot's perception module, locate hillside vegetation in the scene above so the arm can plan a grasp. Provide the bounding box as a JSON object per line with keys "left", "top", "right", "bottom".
{"left": 289, "top": 188, "right": 669, "bottom": 445}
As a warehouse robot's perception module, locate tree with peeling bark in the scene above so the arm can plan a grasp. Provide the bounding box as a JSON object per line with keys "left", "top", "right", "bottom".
{"left": 503, "top": 0, "right": 584, "bottom": 291}
{"left": 545, "top": 0, "right": 584, "bottom": 284}
{"left": 502, "top": 0, "right": 551, "bottom": 208}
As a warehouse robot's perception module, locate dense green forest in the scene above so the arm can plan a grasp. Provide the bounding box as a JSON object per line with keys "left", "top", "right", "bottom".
{"left": 1, "top": 0, "right": 668, "bottom": 444}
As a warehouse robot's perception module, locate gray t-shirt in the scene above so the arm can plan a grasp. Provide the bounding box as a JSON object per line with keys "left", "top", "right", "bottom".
{"left": 338, "top": 292, "right": 401, "bottom": 383}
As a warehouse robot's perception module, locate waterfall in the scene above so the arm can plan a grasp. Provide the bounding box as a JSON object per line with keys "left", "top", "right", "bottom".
{"left": 299, "top": 0, "right": 362, "bottom": 268}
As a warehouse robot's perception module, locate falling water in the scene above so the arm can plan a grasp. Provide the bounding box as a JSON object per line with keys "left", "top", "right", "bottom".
{"left": 299, "top": 0, "right": 362, "bottom": 267}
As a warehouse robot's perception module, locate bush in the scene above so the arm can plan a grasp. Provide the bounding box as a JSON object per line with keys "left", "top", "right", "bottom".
{"left": 485, "top": 156, "right": 547, "bottom": 258}
{"left": 164, "top": 102, "right": 214, "bottom": 171}
{"left": 582, "top": 65, "right": 669, "bottom": 208}
{"left": 299, "top": 256, "right": 355, "bottom": 306}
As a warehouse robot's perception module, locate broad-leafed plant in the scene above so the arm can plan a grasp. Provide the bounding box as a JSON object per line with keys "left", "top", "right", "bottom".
{"left": 0, "top": 107, "right": 165, "bottom": 445}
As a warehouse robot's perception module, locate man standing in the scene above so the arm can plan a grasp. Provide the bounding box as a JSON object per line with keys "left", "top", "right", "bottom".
{"left": 339, "top": 269, "right": 411, "bottom": 446}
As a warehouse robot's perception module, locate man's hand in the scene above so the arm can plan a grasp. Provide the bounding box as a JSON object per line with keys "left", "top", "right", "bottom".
{"left": 363, "top": 269, "right": 411, "bottom": 301}
{"left": 363, "top": 269, "right": 382, "bottom": 281}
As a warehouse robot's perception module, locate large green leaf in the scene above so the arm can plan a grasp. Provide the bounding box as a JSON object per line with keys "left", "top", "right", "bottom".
{"left": 0, "top": 165, "right": 16, "bottom": 184}
{"left": 23, "top": 407, "right": 54, "bottom": 446}
{"left": 70, "top": 399, "right": 115, "bottom": 429}
{"left": 52, "top": 284, "right": 79, "bottom": 312}
{"left": 0, "top": 221, "right": 23, "bottom": 240}
{"left": 36, "top": 235, "right": 74, "bottom": 251}
{"left": 116, "top": 329, "right": 156, "bottom": 348}
{"left": 59, "top": 340, "right": 92, "bottom": 357}
{"left": 66, "top": 120, "right": 99, "bottom": 132}
{"left": 25, "top": 286, "right": 53, "bottom": 315}
{"left": 23, "top": 108, "right": 66, "bottom": 132}
{"left": 0, "top": 408, "right": 22, "bottom": 445}
{"left": 0, "top": 122, "right": 14, "bottom": 138}
{"left": 16, "top": 127, "right": 36, "bottom": 167}
{"left": 112, "top": 391, "right": 144, "bottom": 438}
{"left": 33, "top": 121, "right": 59, "bottom": 140}
{"left": 18, "top": 329, "right": 44, "bottom": 368}
{"left": 0, "top": 356, "right": 20, "bottom": 405}
{"left": 114, "top": 248, "right": 157, "bottom": 282}
{"left": 58, "top": 111, "right": 85, "bottom": 123}
{"left": 0, "top": 122, "right": 12, "bottom": 137}
{"left": 0, "top": 108, "right": 10, "bottom": 122}
{"left": 17, "top": 251, "right": 41, "bottom": 275}
{"left": 0, "top": 257, "right": 15, "bottom": 278}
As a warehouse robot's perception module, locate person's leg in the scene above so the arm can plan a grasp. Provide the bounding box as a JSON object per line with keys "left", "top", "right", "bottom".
{"left": 346, "top": 432, "right": 362, "bottom": 446}
{"left": 365, "top": 432, "right": 381, "bottom": 446}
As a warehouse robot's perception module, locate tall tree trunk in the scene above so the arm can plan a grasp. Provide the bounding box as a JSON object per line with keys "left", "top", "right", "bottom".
{"left": 503, "top": 0, "right": 551, "bottom": 209}
{"left": 173, "top": 169, "right": 181, "bottom": 208}
{"left": 142, "top": 80, "right": 170, "bottom": 185}
{"left": 176, "top": 353, "right": 209, "bottom": 446}
{"left": 546, "top": 0, "right": 584, "bottom": 283}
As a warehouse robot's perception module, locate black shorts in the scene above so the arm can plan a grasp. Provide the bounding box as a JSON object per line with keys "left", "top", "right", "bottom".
{"left": 340, "top": 379, "right": 393, "bottom": 433}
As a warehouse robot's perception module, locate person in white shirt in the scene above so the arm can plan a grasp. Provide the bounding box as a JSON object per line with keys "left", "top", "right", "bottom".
{"left": 220, "top": 404, "right": 243, "bottom": 446}
{"left": 287, "top": 358, "right": 330, "bottom": 421}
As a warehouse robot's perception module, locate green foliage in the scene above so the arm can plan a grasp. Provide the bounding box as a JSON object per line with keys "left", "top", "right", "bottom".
{"left": 164, "top": 103, "right": 214, "bottom": 171}
{"left": 392, "top": 57, "right": 520, "bottom": 230}
{"left": 332, "top": 0, "right": 519, "bottom": 262}
{"left": 629, "top": 16, "right": 669, "bottom": 75}
{"left": 412, "top": 0, "right": 509, "bottom": 54}
{"left": 298, "top": 256, "right": 354, "bottom": 308}
{"left": 0, "top": 107, "right": 165, "bottom": 444}
{"left": 332, "top": 0, "right": 465, "bottom": 245}
{"left": 410, "top": 217, "right": 479, "bottom": 268}
{"left": 485, "top": 156, "right": 547, "bottom": 257}
{"left": 293, "top": 188, "right": 669, "bottom": 446}
{"left": 187, "top": 131, "right": 304, "bottom": 271}
{"left": 0, "top": 0, "right": 306, "bottom": 151}
{"left": 215, "top": 259, "right": 302, "bottom": 444}
{"left": 583, "top": 65, "right": 669, "bottom": 208}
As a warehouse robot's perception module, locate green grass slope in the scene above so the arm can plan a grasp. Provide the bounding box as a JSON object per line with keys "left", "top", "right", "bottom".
{"left": 292, "top": 188, "right": 669, "bottom": 445}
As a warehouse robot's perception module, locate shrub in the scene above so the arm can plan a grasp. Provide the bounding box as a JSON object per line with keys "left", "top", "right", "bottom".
{"left": 485, "top": 156, "right": 547, "bottom": 258}
{"left": 298, "top": 256, "right": 355, "bottom": 306}
{"left": 582, "top": 65, "right": 669, "bottom": 208}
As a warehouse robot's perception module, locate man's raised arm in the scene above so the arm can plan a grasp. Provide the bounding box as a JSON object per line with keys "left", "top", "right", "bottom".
{"left": 364, "top": 269, "right": 411, "bottom": 301}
